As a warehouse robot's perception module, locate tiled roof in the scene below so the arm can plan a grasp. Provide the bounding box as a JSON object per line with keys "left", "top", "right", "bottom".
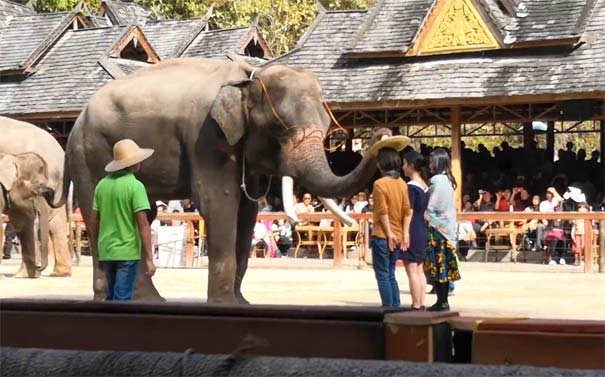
{"left": 102, "top": 0, "right": 151, "bottom": 25}
{"left": 181, "top": 26, "right": 252, "bottom": 59}
{"left": 0, "top": 26, "right": 128, "bottom": 115}
{"left": 143, "top": 18, "right": 207, "bottom": 59}
{"left": 0, "top": 12, "right": 78, "bottom": 73}
{"left": 0, "top": 0, "right": 32, "bottom": 17}
{"left": 509, "top": 0, "right": 591, "bottom": 42}
{"left": 348, "top": 0, "right": 433, "bottom": 54}
{"left": 346, "top": 0, "right": 592, "bottom": 55}
{"left": 276, "top": 1, "right": 605, "bottom": 104}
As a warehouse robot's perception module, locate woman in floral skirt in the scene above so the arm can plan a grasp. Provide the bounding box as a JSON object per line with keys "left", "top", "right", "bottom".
{"left": 424, "top": 148, "right": 461, "bottom": 312}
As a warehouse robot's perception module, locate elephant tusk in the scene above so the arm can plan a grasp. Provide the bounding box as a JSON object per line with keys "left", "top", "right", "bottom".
{"left": 281, "top": 176, "right": 299, "bottom": 225}
{"left": 318, "top": 197, "right": 357, "bottom": 227}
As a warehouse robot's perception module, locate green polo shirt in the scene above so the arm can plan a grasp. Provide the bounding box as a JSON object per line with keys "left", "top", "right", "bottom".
{"left": 92, "top": 172, "right": 150, "bottom": 261}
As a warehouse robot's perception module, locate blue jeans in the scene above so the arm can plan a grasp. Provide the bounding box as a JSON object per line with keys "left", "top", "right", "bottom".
{"left": 102, "top": 261, "right": 139, "bottom": 301}
{"left": 371, "top": 237, "right": 401, "bottom": 307}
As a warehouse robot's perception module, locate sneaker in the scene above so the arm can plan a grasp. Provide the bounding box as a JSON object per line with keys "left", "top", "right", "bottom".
{"left": 548, "top": 260, "right": 557, "bottom": 265}
{"left": 559, "top": 258, "right": 566, "bottom": 265}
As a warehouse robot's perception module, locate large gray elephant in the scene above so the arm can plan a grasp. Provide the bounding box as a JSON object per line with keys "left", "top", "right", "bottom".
{"left": 63, "top": 58, "right": 383, "bottom": 303}
{"left": 0, "top": 117, "right": 72, "bottom": 277}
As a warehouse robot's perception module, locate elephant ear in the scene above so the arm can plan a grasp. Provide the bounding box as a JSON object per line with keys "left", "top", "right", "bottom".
{"left": 0, "top": 154, "right": 18, "bottom": 191}
{"left": 210, "top": 82, "right": 249, "bottom": 146}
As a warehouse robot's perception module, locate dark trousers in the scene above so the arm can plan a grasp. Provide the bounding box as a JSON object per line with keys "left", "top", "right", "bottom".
{"left": 3, "top": 223, "right": 16, "bottom": 257}
{"left": 102, "top": 260, "right": 139, "bottom": 301}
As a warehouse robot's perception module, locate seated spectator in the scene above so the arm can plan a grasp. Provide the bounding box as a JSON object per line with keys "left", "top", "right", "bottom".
{"left": 295, "top": 193, "right": 315, "bottom": 226}
{"left": 181, "top": 199, "right": 197, "bottom": 213}
{"left": 251, "top": 220, "right": 277, "bottom": 257}
{"left": 362, "top": 194, "right": 374, "bottom": 213}
{"left": 571, "top": 202, "right": 590, "bottom": 266}
{"left": 523, "top": 195, "right": 545, "bottom": 251}
{"left": 457, "top": 201, "right": 477, "bottom": 259}
{"left": 259, "top": 197, "right": 273, "bottom": 212}
{"left": 354, "top": 192, "right": 368, "bottom": 213}
{"left": 338, "top": 197, "right": 354, "bottom": 212}
{"left": 495, "top": 189, "right": 512, "bottom": 211}
{"left": 511, "top": 188, "right": 531, "bottom": 211}
{"left": 273, "top": 219, "right": 292, "bottom": 257}
{"left": 474, "top": 190, "right": 495, "bottom": 240}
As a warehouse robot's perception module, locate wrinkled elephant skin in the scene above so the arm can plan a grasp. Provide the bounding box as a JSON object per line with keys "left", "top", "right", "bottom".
{"left": 66, "top": 58, "right": 380, "bottom": 303}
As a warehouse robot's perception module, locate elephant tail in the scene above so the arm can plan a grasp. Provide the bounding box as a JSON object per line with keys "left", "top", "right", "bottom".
{"left": 49, "top": 152, "right": 71, "bottom": 209}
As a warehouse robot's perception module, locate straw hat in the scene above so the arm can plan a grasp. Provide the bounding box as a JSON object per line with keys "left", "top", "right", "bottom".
{"left": 105, "top": 139, "right": 154, "bottom": 173}
{"left": 365, "top": 135, "right": 410, "bottom": 158}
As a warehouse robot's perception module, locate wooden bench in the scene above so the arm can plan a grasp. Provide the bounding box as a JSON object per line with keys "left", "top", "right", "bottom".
{"left": 484, "top": 221, "right": 524, "bottom": 262}
{"left": 294, "top": 225, "right": 325, "bottom": 258}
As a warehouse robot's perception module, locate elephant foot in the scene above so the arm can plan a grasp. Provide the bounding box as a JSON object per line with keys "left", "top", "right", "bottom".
{"left": 49, "top": 270, "right": 72, "bottom": 277}
{"left": 14, "top": 265, "right": 41, "bottom": 279}
{"left": 235, "top": 290, "right": 250, "bottom": 305}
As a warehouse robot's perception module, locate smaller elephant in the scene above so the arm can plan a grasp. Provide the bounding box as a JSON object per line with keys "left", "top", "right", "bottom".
{"left": 0, "top": 153, "right": 51, "bottom": 278}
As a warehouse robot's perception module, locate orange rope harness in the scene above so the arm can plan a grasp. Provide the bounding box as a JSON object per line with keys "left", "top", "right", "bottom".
{"left": 255, "top": 78, "right": 348, "bottom": 152}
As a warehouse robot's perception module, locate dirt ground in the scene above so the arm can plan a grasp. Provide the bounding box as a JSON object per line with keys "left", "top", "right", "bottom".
{"left": 1, "top": 256, "right": 604, "bottom": 320}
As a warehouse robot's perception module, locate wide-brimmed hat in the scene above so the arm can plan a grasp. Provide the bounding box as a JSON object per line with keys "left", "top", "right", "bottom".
{"left": 365, "top": 135, "right": 410, "bottom": 158}
{"left": 105, "top": 139, "right": 154, "bottom": 173}
{"left": 155, "top": 200, "right": 167, "bottom": 208}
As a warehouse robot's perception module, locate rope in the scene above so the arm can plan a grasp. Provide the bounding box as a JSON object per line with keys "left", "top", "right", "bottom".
{"left": 240, "top": 156, "right": 272, "bottom": 202}
{"left": 255, "top": 77, "right": 348, "bottom": 152}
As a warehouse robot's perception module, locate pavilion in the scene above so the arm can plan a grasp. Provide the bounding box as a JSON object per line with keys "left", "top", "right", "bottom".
{"left": 274, "top": 0, "right": 605, "bottom": 207}
{"left": 0, "top": 0, "right": 272, "bottom": 144}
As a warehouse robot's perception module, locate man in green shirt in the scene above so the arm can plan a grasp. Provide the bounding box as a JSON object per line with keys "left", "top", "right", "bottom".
{"left": 90, "top": 139, "right": 156, "bottom": 301}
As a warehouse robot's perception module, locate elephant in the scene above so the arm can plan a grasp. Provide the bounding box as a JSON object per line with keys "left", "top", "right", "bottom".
{"left": 62, "top": 57, "right": 385, "bottom": 303}
{"left": 0, "top": 153, "right": 51, "bottom": 278}
{"left": 0, "top": 117, "right": 72, "bottom": 277}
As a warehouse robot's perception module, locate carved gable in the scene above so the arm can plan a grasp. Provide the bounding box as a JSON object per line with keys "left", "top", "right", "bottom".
{"left": 412, "top": 0, "right": 500, "bottom": 56}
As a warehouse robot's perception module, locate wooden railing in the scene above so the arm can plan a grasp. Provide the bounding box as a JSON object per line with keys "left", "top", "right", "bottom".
{"left": 458, "top": 211, "right": 605, "bottom": 273}
{"left": 4, "top": 210, "right": 604, "bottom": 273}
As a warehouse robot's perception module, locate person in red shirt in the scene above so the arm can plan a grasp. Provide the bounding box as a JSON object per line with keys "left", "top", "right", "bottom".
{"left": 495, "top": 189, "right": 512, "bottom": 211}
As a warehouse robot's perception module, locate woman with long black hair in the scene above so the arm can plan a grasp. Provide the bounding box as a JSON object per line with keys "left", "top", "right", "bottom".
{"left": 425, "top": 148, "right": 461, "bottom": 311}
{"left": 401, "top": 151, "right": 430, "bottom": 310}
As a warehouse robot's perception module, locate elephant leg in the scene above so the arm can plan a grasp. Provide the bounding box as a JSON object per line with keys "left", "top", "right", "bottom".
{"left": 72, "top": 160, "right": 107, "bottom": 299}
{"left": 14, "top": 226, "right": 40, "bottom": 278}
{"left": 234, "top": 192, "right": 259, "bottom": 304}
{"left": 49, "top": 210, "right": 72, "bottom": 277}
{"left": 196, "top": 176, "right": 240, "bottom": 304}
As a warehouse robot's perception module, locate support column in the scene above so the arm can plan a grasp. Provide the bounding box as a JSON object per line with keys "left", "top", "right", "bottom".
{"left": 345, "top": 128, "right": 353, "bottom": 152}
{"left": 523, "top": 122, "right": 534, "bottom": 151}
{"left": 451, "top": 106, "right": 462, "bottom": 211}
{"left": 547, "top": 121, "right": 555, "bottom": 161}
{"left": 600, "top": 120, "right": 605, "bottom": 165}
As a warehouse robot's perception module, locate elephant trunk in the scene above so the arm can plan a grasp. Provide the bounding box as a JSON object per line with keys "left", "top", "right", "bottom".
{"left": 282, "top": 129, "right": 378, "bottom": 198}
{"left": 37, "top": 198, "right": 50, "bottom": 272}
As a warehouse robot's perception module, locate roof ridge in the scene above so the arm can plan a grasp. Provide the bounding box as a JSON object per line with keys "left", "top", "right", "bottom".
{"left": 348, "top": 0, "right": 384, "bottom": 50}
{"left": 19, "top": 10, "right": 83, "bottom": 73}
{"left": 173, "top": 16, "right": 210, "bottom": 58}
{"left": 574, "top": 0, "right": 601, "bottom": 35}
{"left": 294, "top": 5, "right": 327, "bottom": 49}
{"left": 201, "top": 25, "right": 251, "bottom": 33}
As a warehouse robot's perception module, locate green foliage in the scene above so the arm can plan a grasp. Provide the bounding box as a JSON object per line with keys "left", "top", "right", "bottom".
{"left": 134, "top": 0, "right": 369, "bottom": 55}
{"left": 33, "top": 0, "right": 100, "bottom": 12}
{"left": 34, "top": 0, "right": 369, "bottom": 55}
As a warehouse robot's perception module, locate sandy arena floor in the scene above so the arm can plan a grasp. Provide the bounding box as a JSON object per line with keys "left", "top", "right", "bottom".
{"left": 1, "top": 256, "right": 604, "bottom": 320}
